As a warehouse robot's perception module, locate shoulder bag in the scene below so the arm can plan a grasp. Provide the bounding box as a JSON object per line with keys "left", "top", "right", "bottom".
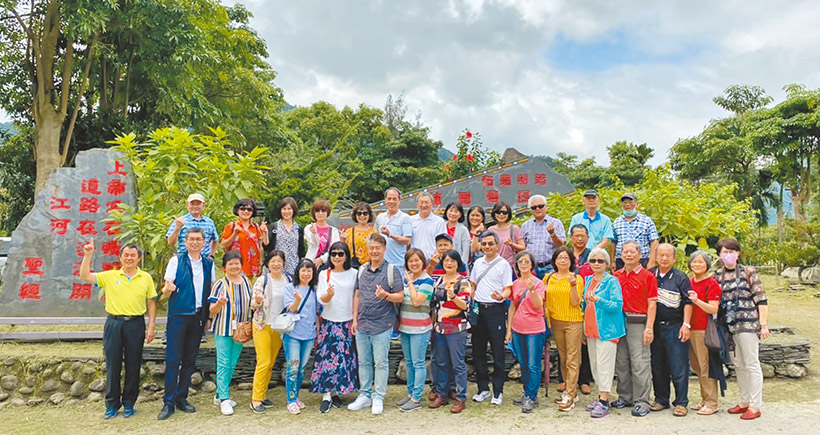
{"left": 270, "top": 287, "right": 314, "bottom": 335}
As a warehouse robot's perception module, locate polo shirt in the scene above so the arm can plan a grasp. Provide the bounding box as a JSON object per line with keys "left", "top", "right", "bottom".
{"left": 573, "top": 247, "right": 593, "bottom": 278}
{"left": 689, "top": 277, "right": 722, "bottom": 330}
{"left": 96, "top": 268, "right": 158, "bottom": 316}
{"left": 650, "top": 267, "right": 691, "bottom": 323}
{"left": 469, "top": 255, "right": 513, "bottom": 303}
{"left": 375, "top": 211, "right": 413, "bottom": 268}
{"left": 521, "top": 215, "right": 566, "bottom": 264}
{"left": 410, "top": 213, "right": 447, "bottom": 259}
{"left": 612, "top": 212, "right": 659, "bottom": 259}
{"left": 356, "top": 261, "right": 403, "bottom": 335}
{"left": 613, "top": 265, "right": 658, "bottom": 314}
{"left": 163, "top": 255, "right": 216, "bottom": 309}
{"left": 165, "top": 213, "right": 219, "bottom": 256}
{"left": 570, "top": 210, "right": 614, "bottom": 249}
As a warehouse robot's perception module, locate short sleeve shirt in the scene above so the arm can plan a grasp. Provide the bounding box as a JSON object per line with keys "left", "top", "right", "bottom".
{"left": 221, "top": 220, "right": 262, "bottom": 276}
{"left": 166, "top": 213, "right": 219, "bottom": 256}
{"left": 570, "top": 211, "right": 614, "bottom": 249}
{"left": 96, "top": 269, "right": 157, "bottom": 316}
{"left": 356, "top": 262, "right": 403, "bottom": 335}
{"left": 375, "top": 211, "right": 413, "bottom": 267}
{"left": 612, "top": 213, "right": 659, "bottom": 259}
{"left": 489, "top": 224, "right": 524, "bottom": 269}
{"left": 614, "top": 266, "right": 658, "bottom": 314}
{"left": 469, "top": 256, "right": 513, "bottom": 303}
{"left": 510, "top": 278, "right": 547, "bottom": 334}
{"left": 689, "top": 276, "right": 722, "bottom": 330}
{"left": 521, "top": 216, "right": 566, "bottom": 264}
{"left": 651, "top": 267, "right": 692, "bottom": 323}
{"left": 410, "top": 213, "right": 447, "bottom": 259}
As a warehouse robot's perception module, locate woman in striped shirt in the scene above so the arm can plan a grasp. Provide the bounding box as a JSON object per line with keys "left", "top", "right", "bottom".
{"left": 545, "top": 246, "right": 585, "bottom": 411}
{"left": 282, "top": 258, "right": 320, "bottom": 414}
{"left": 394, "top": 248, "right": 435, "bottom": 412}
{"left": 208, "top": 251, "right": 253, "bottom": 416}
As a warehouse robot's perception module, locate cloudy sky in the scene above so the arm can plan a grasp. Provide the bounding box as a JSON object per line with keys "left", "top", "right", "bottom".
{"left": 229, "top": 0, "right": 819, "bottom": 165}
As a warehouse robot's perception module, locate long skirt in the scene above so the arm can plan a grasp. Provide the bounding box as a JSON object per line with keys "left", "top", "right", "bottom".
{"left": 309, "top": 318, "right": 359, "bottom": 394}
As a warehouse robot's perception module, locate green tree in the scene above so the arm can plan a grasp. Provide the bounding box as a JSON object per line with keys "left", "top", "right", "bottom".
{"left": 550, "top": 152, "right": 604, "bottom": 190}
{"left": 0, "top": 125, "right": 35, "bottom": 234}
{"left": 108, "top": 126, "right": 269, "bottom": 277}
{"left": 602, "top": 141, "right": 653, "bottom": 187}
{"left": 444, "top": 129, "right": 501, "bottom": 180}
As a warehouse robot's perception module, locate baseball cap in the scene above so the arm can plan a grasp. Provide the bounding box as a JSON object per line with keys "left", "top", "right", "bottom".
{"left": 620, "top": 192, "right": 637, "bottom": 202}
{"left": 583, "top": 189, "right": 599, "bottom": 197}
{"left": 435, "top": 233, "right": 453, "bottom": 243}
{"left": 187, "top": 193, "right": 206, "bottom": 203}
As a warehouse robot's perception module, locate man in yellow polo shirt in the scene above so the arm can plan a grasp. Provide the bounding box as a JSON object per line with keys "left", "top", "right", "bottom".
{"left": 80, "top": 238, "right": 157, "bottom": 420}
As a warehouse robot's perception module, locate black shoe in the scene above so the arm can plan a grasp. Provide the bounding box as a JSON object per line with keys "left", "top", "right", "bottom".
{"left": 157, "top": 405, "right": 175, "bottom": 420}
{"left": 249, "top": 402, "right": 266, "bottom": 414}
{"left": 331, "top": 395, "right": 342, "bottom": 408}
{"left": 611, "top": 397, "right": 633, "bottom": 409}
{"left": 320, "top": 399, "right": 332, "bottom": 413}
{"left": 175, "top": 399, "right": 196, "bottom": 413}
{"left": 261, "top": 399, "right": 274, "bottom": 409}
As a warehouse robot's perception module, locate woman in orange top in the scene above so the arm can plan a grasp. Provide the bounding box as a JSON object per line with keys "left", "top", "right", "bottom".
{"left": 221, "top": 199, "right": 269, "bottom": 276}
{"left": 342, "top": 202, "right": 376, "bottom": 267}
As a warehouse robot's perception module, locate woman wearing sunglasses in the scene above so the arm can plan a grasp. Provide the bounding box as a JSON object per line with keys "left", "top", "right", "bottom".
{"left": 581, "top": 248, "right": 625, "bottom": 418}
{"left": 343, "top": 202, "right": 376, "bottom": 267}
{"left": 311, "top": 242, "right": 359, "bottom": 413}
{"left": 488, "top": 201, "right": 526, "bottom": 273}
{"left": 221, "top": 199, "right": 269, "bottom": 276}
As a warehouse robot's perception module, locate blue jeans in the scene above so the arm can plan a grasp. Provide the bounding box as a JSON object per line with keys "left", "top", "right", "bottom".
{"left": 214, "top": 335, "right": 244, "bottom": 401}
{"left": 512, "top": 331, "right": 546, "bottom": 400}
{"left": 650, "top": 321, "right": 690, "bottom": 407}
{"left": 433, "top": 331, "right": 468, "bottom": 402}
{"left": 356, "top": 328, "right": 392, "bottom": 401}
{"left": 283, "top": 334, "right": 315, "bottom": 404}
{"left": 400, "top": 331, "right": 431, "bottom": 401}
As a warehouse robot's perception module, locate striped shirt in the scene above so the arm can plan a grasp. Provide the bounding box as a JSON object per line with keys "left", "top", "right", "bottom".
{"left": 208, "top": 277, "right": 253, "bottom": 337}
{"left": 544, "top": 273, "right": 585, "bottom": 323}
{"left": 166, "top": 213, "right": 219, "bottom": 256}
{"left": 398, "top": 273, "right": 435, "bottom": 334}
{"left": 715, "top": 265, "right": 767, "bottom": 335}
{"left": 521, "top": 216, "right": 566, "bottom": 264}
{"left": 612, "top": 212, "right": 659, "bottom": 259}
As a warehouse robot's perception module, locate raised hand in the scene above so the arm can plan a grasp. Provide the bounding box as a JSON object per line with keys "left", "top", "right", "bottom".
{"left": 404, "top": 272, "right": 413, "bottom": 284}
{"left": 231, "top": 223, "right": 241, "bottom": 238}
{"left": 504, "top": 238, "right": 513, "bottom": 246}
{"left": 82, "top": 238, "right": 96, "bottom": 256}
{"left": 218, "top": 292, "right": 229, "bottom": 307}
{"left": 174, "top": 215, "right": 185, "bottom": 229}
{"left": 446, "top": 284, "right": 456, "bottom": 300}
{"left": 326, "top": 284, "right": 335, "bottom": 299}
{"left": 293, "top": 290, "right": 302, "bottom": 303}
{"left": 547, "top": 221, "right": 555, "bottom": 234}
{"left": 254, "top": 291, "right": 264, "bottom": 305}
{"left": 687, "top": 290, "right": 699, "bottom": 304}
{"left": 309, "top": 224, "right": 317, "bottom": 234}
{"left": 491, "top": 290, "right": 504, "bottom": 301}
{"left": 161, "top": 281, "right": 176, "bottom": 296}
{"left": 381, "top": 226, "right": 391, "bottom": 237}
{"left": 375, "top": 285, "right": 388, "bottom": 299}
{"left": 260, "top": 221, "right": 269, "bottom": 235}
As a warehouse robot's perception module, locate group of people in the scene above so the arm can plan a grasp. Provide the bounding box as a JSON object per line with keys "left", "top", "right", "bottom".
{"left": 79, "top": 187, "right": 769, "bottom": 421}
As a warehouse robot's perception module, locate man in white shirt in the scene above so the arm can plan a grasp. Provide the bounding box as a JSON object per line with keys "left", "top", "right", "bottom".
{"left": 409, "top": 192, "right": 447, "bottom": 260}
{"left": 469, "top": 231, "right": 513, "bottom": 406}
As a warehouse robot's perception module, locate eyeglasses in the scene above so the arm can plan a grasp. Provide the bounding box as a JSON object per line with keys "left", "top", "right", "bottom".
{"left": 530, "top": 204, "right": 545, "bottom": 210}
{"left": 238, "top": 206, "right": 254, "bottom": 211}
{"left": 588, "top": 258, "right": 607, "bottom": 264}
{"left": 355, "top": 211, "right": 370, "bottom": 216}
{"left": 480, "top": 242, "right": 496, "bottom": 247}
{"left": 329, "top": 251, "right": 346, "bottom": 258}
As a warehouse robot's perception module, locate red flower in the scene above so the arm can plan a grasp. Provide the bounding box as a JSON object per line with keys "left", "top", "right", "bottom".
{"left": 466, "top": 131, "right": 473, "bottom": 138}
{"left": 452, "top": 154, "right": 458, "bottom": 161}
{"left": 445, "top": 164, "right": 450, "bottom": 171}
{"left": 466, "top": 153, "right": 474, "bottom": 163}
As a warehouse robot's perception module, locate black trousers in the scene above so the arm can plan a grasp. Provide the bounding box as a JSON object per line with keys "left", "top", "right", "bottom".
{"left": 471, "top": 302, "right": 507, "bottom": 394}
{"left": 103, "top": 315, "right": 145, "bottom": 410}
{"left": 164, "top": 314, "right": 204, "bottom": 406}
{"left": 555, "top": 343, "right": 594, "bottom": 386}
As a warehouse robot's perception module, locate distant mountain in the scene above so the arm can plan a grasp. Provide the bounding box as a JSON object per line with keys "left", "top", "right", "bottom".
{"left": 0, "top": 122, "right": 15, "bottom": 144}
{"left": 439, "top": 147, "right": 454, "bottom": 161}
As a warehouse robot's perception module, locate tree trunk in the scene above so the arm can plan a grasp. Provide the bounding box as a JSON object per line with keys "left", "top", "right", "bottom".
{"left": 34, "top": 107, "right": 64, "bottom": 193}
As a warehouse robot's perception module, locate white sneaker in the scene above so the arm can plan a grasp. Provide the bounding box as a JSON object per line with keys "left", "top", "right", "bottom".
{"left": 491, "top": 393, "right": 503, "bottom": 406}
{"left": 473, "top": 390, "right": 492, "bottom": 402}
{"left": 214, "top": 396, "right": 237, "bottom": 407}
{"left": 371, "top": 398, "right": 384, "bottom": 415}
{"left": 347, "top": 395, "right": 372, "bottom": 411}
{"left": 220, "top": 400, "right": 234, "bottom": 416}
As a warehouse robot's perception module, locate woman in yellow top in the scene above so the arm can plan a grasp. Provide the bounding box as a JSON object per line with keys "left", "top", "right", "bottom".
{"left": 544, "top": 246, "right": 585, "bottom": 411}
{"left": 342, "top": 202, "right": 376, "bottom": 267}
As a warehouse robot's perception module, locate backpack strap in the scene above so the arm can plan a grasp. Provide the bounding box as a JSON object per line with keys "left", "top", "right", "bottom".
{"left": 387, "top": 264, "right": 395, "bottom": 288}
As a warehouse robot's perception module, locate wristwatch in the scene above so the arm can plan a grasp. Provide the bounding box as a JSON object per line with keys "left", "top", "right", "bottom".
{"left": 644, "top": 328, "right": 654, "bottom": 334}
{"left": 682, "top": 322, "right": 691, "bottom": 328}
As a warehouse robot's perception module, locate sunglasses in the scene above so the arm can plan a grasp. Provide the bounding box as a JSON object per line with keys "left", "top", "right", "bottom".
{"left": 530, "top": 204, "right": 545, "bottom": 210}
{"left": 329, "top": 251, "right": 346, "bottom": 258}
{"left": 238, "top": 206, "right": 254, "bottom": 211}
{"left": 588, "top": 258, "right": 607, "bottom": 264}
{"left": 480, "top": 242, "right": 496, "bottom": 247}
{"left": 355, "top": 211, "right": 370, "bottom": 216}
{"left": 495, "top": 210, "right": 509, "bottom": 215}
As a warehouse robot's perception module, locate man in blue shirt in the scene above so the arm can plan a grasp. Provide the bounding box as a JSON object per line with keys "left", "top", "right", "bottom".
{"left": 374, "top": 187, "right": 412, "bottom": 275}
{"left": 612, "top": 193, "right": 659, "bottom": 270}
{"left": 569, "top": 189, "right": 614, "bottom": 251}
{"left": 521, "top": 194, "right": 565, "bottom": 279}
{"left": 165, "top": 193, "right": 219, "bottom": 257}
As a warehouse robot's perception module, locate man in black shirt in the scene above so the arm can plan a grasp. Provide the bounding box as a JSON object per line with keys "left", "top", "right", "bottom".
{"left": 649, "top": 243, "right": 692, "bottom": 416}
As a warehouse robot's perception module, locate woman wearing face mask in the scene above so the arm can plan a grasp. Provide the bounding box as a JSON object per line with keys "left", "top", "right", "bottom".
{"left": 714, "top": 238, "right": 768, "bottom": 421}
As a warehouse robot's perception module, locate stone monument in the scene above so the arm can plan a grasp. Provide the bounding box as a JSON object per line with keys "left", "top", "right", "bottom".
{"left": 0, "top": 149, "right": 137, "bottom": 316}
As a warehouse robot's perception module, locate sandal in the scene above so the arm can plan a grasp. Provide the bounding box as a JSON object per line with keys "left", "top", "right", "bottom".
{"left": 690, "top": 402, "right": 703, "bottom": 411}
{"left": 697, "top": 406, "right": 718, "bottom": 415}
{"left": 673, "top": 405, "right": 688, "bottom": 417}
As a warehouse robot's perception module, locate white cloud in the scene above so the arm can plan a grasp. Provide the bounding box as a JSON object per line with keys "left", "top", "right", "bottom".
{"left": 232, "top": 0, "right": 820, "bottom": 166}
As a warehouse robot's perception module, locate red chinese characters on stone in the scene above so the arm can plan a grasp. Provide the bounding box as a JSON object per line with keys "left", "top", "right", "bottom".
{"left": 102, "top": 262, "right": 121, "bottom": 271}
{"left": 50, "top": 219, "right": 71, "bottom": 236}
{"left": 79, "top": 197, "right": 101, "bottom": 214}
{"left": 457, "top": 191, "right": 471, "bottom": 205}
{"left": 106, "top": 179, "right": 127, "bottom": 196}
{"left": 70, "top": 283, "right": 93, "bottom": 301}
{"left": 19, "top": 283, "right": 42, "bottom": 301}
{"left": 22, "top": 257, "right": 45, "bottom": 276}
{"left": 499, "top": 174, "right": 512, "bottom": 187}
{"left": 81, "top": 179, "right": 101, "bottom": 195}
{"left": 534, "top": 173, "right": 547, "bottom": 186}
{"left": 72, "top": 261, "right": 84, "bottom": 277}
{"left": 517, "top": 174, "right": 529, "bottom": 185}
{"left": 482, "top": 175, "right": 494, "bottom": 188}
{"left": 50, "top": 197, "right": 71, "bottom": 211}
{"left": 517, "top": 190, "right": 531, "bottom": 204}
{"left": 102, "top": 221, "right": 120, "bottom": 236}
{"left": 77, "top": 220, "right": 98, "bottom": 236}
{"left": 106, "top": 200, "right": 123, "bottom": 212}
{"left": 75, "top": 242, "right": 86, "bottom": 257}
{"left": 486, "top": 190, "right": 499, "bottom": 204}
{"left": 432, "top": 192, "right": 442, "bottom": 206}
{"left": 101, "top": 240, "right": 122, "bottom": 257}
{"left": 107, "top": 160, "right": 127, "bottom": 177}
